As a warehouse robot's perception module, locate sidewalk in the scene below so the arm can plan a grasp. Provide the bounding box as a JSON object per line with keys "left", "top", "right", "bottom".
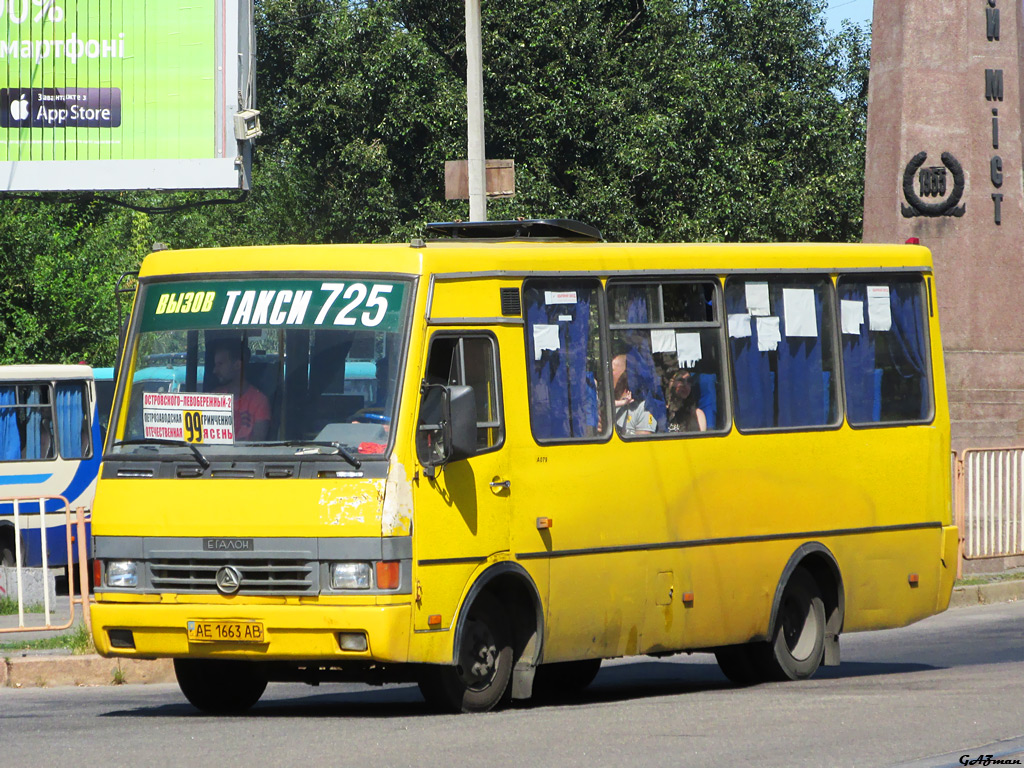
{"left": 2, "top": 578, "right": 1021, "bottom": 689}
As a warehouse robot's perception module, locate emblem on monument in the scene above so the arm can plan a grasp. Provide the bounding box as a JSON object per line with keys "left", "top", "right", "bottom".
{"left": 901, "top": 151, "right": 966, "bottom": 218}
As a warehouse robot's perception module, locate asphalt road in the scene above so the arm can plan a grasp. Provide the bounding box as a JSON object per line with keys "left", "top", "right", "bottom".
{"left": 2, "top": 600, "right": 1023, "bottom": 768}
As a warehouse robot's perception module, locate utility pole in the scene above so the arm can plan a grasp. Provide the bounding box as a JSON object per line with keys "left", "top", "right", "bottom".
{"left": 465, "top": 0, "right": 487, "bottom": 221}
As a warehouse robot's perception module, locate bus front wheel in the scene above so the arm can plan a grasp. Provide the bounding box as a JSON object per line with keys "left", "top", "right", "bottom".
{"left": 417, "top": 594, "right": 513, "bottom": 713}
{"left": 764, "top": 567, "right": 826, "bottom": 681}
{"left": 173, "top": 658, "right": 268, "bottom": 714}
{"left": 532, "top": 659, "right": 602, "bottom": 699}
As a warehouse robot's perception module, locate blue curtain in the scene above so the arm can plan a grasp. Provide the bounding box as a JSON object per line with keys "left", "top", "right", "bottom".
{"left": 776, "top": 285, "right": 828, "bottom": 428}
{"left": 696, "top": 373, "right": 717, "bottom": 430}
{"left": 25, "top": 388, "right": 41, "bottom": 459}
{"left": 888, "top": 282, "right": 930, "bottom": 420}
{"left": 526, "top": 288, "right": 598, "bottom": 439}
{"left": 56, "top": 383, "right": 85, "bottom": 458}
{"left": 840, "top": 284, "right": 878, "bottom": 423}
{"left": 726, "top": 287, "right": 774, "bottom": 429}
{"left": 625, "top": 289, "right": 667, "bottom": 431}
{"left": 0, "top": 386, "right": 19, "bottom": 460}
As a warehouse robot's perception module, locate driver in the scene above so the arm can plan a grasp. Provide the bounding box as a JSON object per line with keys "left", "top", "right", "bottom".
{"left": 211, "top": 342, "right": 270, "bottom": 441}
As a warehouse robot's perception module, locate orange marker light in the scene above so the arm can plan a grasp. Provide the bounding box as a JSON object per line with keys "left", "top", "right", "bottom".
{"left": 681, "top": 592, "right": 695, "bottom": 604}
{"left": 536, "top": 517, "right": 553, "bottom": 530}
{"left": 428, "top": 614, "right": 442, "bottom": 627}
{"left": 908, "top": 573, "right": 919, "bottom": 586}
{"left": 376, "top": 561, "right": 400, "bottom": 590}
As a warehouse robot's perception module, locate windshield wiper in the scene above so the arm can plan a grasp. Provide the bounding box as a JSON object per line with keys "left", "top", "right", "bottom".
{"left": 113, "top": 438, "right": 211, "bottom": 470}
{"left": 247, "top": 440, "right": 362, "bottom": 470}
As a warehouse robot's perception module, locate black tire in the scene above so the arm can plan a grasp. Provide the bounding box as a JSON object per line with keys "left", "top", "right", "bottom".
{"left": 762, "top": 567, "right": 826, "bottom": 681}
{"left": 0, "top": 534, "right": 15, "bottom": 567}
{"left": 714, "top": 645, "right": 762, "bottom": 686}
{"left": 173, "top": 658, "right": 268, "bottom": 714}
{"left": 532, "top": 658, "right": 602, "bottom": 700}
{"left": 417, "top": 594, "right": 513, "bottom": 713}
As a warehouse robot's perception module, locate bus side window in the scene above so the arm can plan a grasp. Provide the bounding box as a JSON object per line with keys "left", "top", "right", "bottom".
{"left": 0, "top": 384, "right": 55, "bottom": 461}
{"left": 838, "top": 275, "right": 933, "bottom": 425}
{"left": 523, "top": 280, "right": 607, "bottom": 442}
{"left": 420, "top": 334, "right": 503, "bottom": 455}
{"left": 725, "top": 276, "right": 839, "bottom": 431}
{"left": 606, "top": 280, "right": 725, "bottom": 436}
{"left": 55, "top": 381, "right": 91, "bottom": 459}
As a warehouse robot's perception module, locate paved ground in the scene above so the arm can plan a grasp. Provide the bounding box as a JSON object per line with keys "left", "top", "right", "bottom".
{"left": 1, "top": 577, "right": 1021, "bottom": 689}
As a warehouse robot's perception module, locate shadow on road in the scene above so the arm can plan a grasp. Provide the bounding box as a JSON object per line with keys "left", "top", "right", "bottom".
{"left": 99, "top": 657, "right": 940, "bottom": 719}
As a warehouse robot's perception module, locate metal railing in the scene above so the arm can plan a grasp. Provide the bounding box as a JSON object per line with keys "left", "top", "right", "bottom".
{"left": 954, "top": 448, "right": 1024, "bottom": 572}
{"left": 0, "top": 495, "right": 91, "bottom": 635}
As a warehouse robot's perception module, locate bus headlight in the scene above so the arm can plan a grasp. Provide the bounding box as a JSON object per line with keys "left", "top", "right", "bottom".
{"left": 331, "top": 562, "right": 371, "bottom": 590}
{"left": 106, "top": 561, "right": 139, "bottom": 588}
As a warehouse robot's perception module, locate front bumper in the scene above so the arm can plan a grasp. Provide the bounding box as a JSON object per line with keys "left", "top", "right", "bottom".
{"left": 91, "top": 600, "right": 412, "bottom": 662}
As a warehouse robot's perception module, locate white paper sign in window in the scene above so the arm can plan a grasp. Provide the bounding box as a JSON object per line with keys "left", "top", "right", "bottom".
{"left": 867, "top": 285, "right": 892, "bottom": 332}
{"left": 651, "top": 329, "right": 676, "bottom": 354}
{"left": 675, "top": 333, "right": 703, "bottom": 367}
{"left": 745, "top": 282, "right": 770, "bottom": 316}
{"left": 756, "top": 317, "right": 781, "bottom": 352}
{"left": 841, "top": 299, "right": 865, "bottom": 335}
{"left": 533, "top": 324, "right": 561, "bottom": 360}
{"left": 544, "top": 290, "right": 577, "bottom": 305}
{"left": 142, "top": 392, "right": 235, "bottom": 445}
{"left": 728, "top": 313, "right": 752, "bottom": 339}
{"left": 782, "top": 288, "right": 817, "bottom": 338}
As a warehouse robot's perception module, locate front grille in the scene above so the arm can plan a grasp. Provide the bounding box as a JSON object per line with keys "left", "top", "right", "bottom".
{"left": 149, "top": 558, "right": 316, "bottom": 595}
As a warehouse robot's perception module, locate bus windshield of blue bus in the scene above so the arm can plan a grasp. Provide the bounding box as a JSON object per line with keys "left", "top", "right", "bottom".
{"left": 108, "top": 278, "right": 411, "bottom": 460}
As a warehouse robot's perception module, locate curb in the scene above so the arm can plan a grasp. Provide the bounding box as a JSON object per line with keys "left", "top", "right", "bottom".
{"left": 2, "top": 654, "right": 174, "bottom": 689}
{"left": 948, "top": 578, "right": 1024, "bottom": 609}
{"left": 3, "top": 580, "right": 1022, "bottom": 690}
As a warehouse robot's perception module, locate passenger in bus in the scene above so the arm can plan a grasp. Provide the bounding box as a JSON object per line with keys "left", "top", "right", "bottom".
{"left": 665, "top": 369, "right": 707, "bottom": 433}
{"left": 611, "top": 353, "right": 656, "bottom": 436}
{"left": 211, "top": 343, "right": 271, "bottom": 441}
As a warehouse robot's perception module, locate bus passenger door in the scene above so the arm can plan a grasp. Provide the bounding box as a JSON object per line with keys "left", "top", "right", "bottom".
{"left": 412, "top": 331, "right": 510, "bottom": 632}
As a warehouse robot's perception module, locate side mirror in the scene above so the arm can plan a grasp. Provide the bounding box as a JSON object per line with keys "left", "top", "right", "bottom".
{"left": 417, "top": 382, "right": 477, "bottom": 475}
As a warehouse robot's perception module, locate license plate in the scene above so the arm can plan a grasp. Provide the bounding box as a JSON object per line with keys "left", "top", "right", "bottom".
{"left": 187, "top": 620, "right": 265, "bottom": 643}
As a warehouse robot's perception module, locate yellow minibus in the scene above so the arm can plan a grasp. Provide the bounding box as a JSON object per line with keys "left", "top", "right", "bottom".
{"left": 91, "top": 220, "right": 957, "bottom": 713}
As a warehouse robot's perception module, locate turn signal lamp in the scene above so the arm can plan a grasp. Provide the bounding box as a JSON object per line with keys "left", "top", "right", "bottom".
{"left": 376, "top": 561, "right": 400, "bottom": 590}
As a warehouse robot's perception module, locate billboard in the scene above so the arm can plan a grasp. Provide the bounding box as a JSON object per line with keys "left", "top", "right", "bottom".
{"left": 0, "top": 0, "right": 254, "bottom": 191}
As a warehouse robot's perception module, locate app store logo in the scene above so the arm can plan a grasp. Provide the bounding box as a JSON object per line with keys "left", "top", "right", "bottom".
{"left": 9, "top": 94, "right": 28, "bottom": 122}
{"left": 0, "top": 88, "right": 121, "bottom": 128}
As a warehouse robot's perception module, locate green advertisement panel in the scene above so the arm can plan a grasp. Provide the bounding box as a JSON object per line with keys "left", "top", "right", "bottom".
{"left": 0, "top": 1, "right": 250, "bottom": 190}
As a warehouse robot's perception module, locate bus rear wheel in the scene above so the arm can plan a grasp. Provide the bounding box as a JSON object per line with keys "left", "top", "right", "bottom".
{"left": 173, "top": 658, "right": 268, "bottom": 714}
{"left": 763, "top": 567, "right": 826, "bottom": 681}
{"left": 417, "top": 594, "right": 513, "bottom": 713}
{"left": 714, "top": 645, "right": 762, "bottom": 686}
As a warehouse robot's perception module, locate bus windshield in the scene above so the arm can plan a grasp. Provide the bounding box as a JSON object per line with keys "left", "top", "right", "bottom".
{"left": 108, "top": 277, "right": 412, "bottom": 460}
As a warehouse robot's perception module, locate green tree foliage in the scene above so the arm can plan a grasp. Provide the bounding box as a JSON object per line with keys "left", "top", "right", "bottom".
{"left": 0, "top": 0, "right": 869, "bottom": 365}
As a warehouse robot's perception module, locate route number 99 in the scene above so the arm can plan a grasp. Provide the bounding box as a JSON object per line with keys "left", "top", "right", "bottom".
{"left": 183, "top": 411, "right": 204, "bottom": 443}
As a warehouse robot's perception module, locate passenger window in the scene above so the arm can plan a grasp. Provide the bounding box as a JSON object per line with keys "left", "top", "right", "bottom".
{"left": 523, "top": 280, "right": 606, "bottom": 442}
{"left": 0, "top": 384, "right": 55, "bottom": 461}
{"left": 838, "top": 275, "right": 932, "bottom": 425}
{"left": 55, "top": 382, "right": 91, "bottom": 459}
{"left": 607, "top": 280, "right": 725, "bottom": 437}
{"left": 725, "top": 277, "right": 839, "bottom": 430}
{"left": 421, "top": 334, "right": 503, "bottom": 453}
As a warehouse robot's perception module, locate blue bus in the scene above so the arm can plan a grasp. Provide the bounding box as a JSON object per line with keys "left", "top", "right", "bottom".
{"left": 0, "top": 365, "right": 101, "bottom": 568}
